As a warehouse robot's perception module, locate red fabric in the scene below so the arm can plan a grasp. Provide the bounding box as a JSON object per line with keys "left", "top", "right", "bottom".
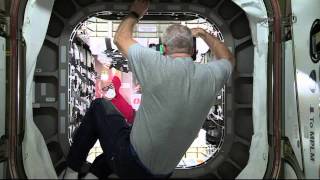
{"left": 111, "top": 76, "right": 135, "bottom": 124}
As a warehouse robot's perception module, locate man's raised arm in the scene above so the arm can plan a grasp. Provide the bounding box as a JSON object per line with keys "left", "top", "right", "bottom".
{"left": 113, "top": 0, "right": 149, "bottom": 57}
{"left": 191, "top": 28, "right": 235, "bottom": 67}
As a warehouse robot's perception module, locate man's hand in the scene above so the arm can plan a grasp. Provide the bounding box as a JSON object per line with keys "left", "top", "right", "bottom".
{"left": 191, "top": 28, "right": 235, "bottom": 66}
{"left": 114, "top": 0, "right": 150, "bottom": 57}
{"left": 191, "top": 28, "right": 206, "bottom": 38}
{"left": 130, "top": 0, "right": 149, "bottom": 18}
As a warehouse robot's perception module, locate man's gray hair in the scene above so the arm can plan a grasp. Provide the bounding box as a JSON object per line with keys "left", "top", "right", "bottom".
{"left": 162, "top": 24, "right": 193, "bottom": 55}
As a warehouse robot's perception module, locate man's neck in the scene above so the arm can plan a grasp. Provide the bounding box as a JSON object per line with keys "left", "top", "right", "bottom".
{"left": 169, "top": 53, "right": 191, "bottom": 59}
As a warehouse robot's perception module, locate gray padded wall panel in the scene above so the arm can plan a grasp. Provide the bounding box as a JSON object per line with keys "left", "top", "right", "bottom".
{"left": 33, "top": 108, "right": 58, "bottom": 140}
{"left": 237, "top": 45, "right": 254, "bottom": 74}
{"left": 0, "top": 163, "right": 3, "bottom": 179}
{"left": 37, "top": 41, "right": 58, "bottom": 72}
{"left": 34, "top": 77, "right": 58, "bottom": 103}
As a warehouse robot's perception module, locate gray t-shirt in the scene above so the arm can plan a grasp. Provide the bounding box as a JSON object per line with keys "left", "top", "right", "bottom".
{"left": 128, "top": 43, "right": 232, "bottom": 175}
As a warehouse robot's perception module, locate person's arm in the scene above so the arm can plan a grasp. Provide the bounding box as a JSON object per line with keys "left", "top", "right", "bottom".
{"left": 191, "top": 28, "right": 235, "bottom": 67}
{"left": 113, "top": 0, "right": 149, "bottom": 57}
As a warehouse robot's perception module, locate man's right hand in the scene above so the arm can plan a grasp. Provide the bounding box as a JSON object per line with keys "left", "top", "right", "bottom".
{"left": 191, "top": 28, "right": 206, "bottom": 38}
{"left": 130, "top": 0, "right": 149, "bottom": 18}
{"left": 191, "top": 28, "right": 235, "bottom": 66}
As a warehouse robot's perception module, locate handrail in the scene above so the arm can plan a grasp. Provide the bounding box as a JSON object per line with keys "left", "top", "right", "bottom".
{"left": 8, "top": 0, "right": 21, "bottom": 178}
{"left": 271, "top": 0, "right": 282, "bottom": 178}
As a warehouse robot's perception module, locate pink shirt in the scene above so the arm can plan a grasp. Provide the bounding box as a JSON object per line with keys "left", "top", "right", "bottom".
{"left": 110, "top": 76, "right": 135, "bottom": 124}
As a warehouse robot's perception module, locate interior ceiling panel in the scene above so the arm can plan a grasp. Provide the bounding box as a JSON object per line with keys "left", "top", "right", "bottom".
{"left": 53, "top": 0, "right": 76, "bottom": 18}
{"left": 47, "top": 14, "right": 64, "bottom": 38}
{"left": 219, "top": 0, "right": 243, "bottom": 20}
{"left": 230, "top": 14, "right": 250, "bottom": 39}
{"left": 200, "top": 0, "right": 221, "bottom": 7}
{"left": 75, "top": 0, "right": 97, "bottom": 7}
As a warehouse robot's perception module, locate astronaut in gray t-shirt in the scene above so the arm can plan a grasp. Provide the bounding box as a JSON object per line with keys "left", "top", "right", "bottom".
{"left": 114, "top": 0, "right": 235, "bottom": 175}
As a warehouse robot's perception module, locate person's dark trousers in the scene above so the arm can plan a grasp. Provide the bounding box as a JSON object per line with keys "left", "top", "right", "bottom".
{"left": 89, "top": 153, "right": 112, "bottom": 179}
{"left": 66, "top": 98, "right": 167, "bottom": 179}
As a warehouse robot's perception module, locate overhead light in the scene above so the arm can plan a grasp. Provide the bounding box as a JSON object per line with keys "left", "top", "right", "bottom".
{"left": 96, "top": 11, "right": 112, "bottom": 16}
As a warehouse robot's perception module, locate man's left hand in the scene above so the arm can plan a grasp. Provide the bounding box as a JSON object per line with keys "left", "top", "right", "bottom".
{"left": 130, "top": 0, "right": 149, "bottom": 18}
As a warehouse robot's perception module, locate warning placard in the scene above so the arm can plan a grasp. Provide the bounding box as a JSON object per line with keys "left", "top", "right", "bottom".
{"left": 131, "top": 94, "right": 142, "bottom": 110}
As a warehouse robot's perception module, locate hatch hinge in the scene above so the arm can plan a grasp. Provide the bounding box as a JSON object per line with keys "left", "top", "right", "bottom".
{"left": 262, "top": 14, "right": 297, "bottom": 29}
{"left": 282, "top": 14, "right": 297, "bottom": 26}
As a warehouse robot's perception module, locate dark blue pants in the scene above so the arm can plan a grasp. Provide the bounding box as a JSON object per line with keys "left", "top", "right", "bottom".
{"left": 66, "top": 98, "right": 167, "bottom": 178}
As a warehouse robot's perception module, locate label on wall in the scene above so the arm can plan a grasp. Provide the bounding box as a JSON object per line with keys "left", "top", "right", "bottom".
{"left": 131, "top": 94, "right": 141, "bottom": 110}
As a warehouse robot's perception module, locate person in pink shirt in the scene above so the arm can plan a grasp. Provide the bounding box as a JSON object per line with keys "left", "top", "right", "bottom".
{"left": 85, "top": 76, "right": 136, "bottom": 179}
{"left": 100, "top": 75, "right": 135, "bottom": 125}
